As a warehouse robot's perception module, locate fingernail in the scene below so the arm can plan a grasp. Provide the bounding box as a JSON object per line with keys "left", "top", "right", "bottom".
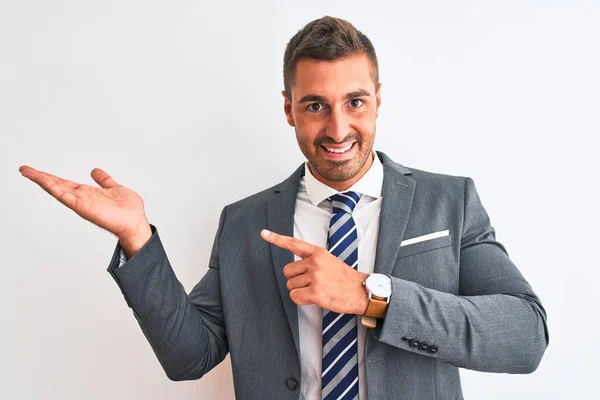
{"left": 261, "top": 229, "right": 271, "bottom": 238}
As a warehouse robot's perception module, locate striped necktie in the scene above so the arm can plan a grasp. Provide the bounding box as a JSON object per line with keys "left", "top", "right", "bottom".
{"left": 321, "top": 191, "right": 362, "bottom": 400}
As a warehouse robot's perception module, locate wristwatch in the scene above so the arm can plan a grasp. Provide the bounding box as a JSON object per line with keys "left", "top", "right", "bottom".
{"left": 361, "top": 273, "right": 392, "bottom": 328}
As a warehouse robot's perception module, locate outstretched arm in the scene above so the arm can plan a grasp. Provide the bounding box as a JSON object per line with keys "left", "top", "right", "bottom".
{"left": 107, "top": 207, "right": 229, "bottom": 381}
{"left": 19, "top": 165, "right": 230, "bottom": 380}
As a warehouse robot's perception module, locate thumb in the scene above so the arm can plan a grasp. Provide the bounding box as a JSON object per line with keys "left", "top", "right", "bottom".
{"left": 91, "top": 168, "right": 120, "bottom": 189}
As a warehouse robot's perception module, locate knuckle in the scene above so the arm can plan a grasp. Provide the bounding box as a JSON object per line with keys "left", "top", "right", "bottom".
{"left": 308, "top": 267, "right": 321, "bottom": 281}
{"left": 315, "top": 250, "right": 328, "bottom": 263}
{"left": 303, "top": 262, "right": 313, "bottom": 273}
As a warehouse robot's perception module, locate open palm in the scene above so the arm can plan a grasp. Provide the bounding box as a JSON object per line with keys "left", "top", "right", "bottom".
{"left": 19, "top": 165, "right": 148, "bottom": 240}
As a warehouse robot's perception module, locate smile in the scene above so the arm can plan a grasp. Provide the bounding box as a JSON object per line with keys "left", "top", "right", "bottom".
{"left": 322, "top": 143, "right": 354, "bottom": 153}
{"left": 319, "top": 142, "right": 357, "bottom": 160}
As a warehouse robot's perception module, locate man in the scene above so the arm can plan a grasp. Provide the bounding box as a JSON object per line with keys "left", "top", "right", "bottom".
{"left": 19, "top": 16, "right": 549, "bottom": 400}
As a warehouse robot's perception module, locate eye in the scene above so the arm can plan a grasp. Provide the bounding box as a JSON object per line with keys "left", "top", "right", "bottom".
{"left": 349, "top": 99, "right": 364, "bottom": 108}
{"left": 308, "top": 103, "right": 324, "bottom": 112}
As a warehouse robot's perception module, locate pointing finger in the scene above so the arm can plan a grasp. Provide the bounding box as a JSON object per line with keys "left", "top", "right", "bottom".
{"left": 260, "top": 229, "right": 316, "bottom": 259}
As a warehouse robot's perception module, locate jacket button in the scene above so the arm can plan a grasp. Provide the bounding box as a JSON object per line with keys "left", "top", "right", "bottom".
{"left": 427, "top": 345, "right": 439, "bottom": 354}
{"left": 286, "top": 378, "right": 298, "bottom": 391}
{"left": 410, "top": 339, "right": 420, "bottom": 348}
{"left": 419, "top": 342, "right": 429, "bottom": 351}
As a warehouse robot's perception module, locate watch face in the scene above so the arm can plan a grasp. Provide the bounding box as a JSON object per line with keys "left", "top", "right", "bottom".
{"left": 366, "top": 274, "right": 391, "bottom": 298}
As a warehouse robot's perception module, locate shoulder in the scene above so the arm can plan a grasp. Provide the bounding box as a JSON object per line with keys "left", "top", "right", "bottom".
{"left": 225, "top": 183, "right": 280, "bottom": 214}
{"left": 389, "top": 163, "right": 472, "bottom": 211}
{"left": 378, "top": 150, "right": 469, "bottom": 195}
{"left": 404, "top": 165, "right": 468, "bottom": 192}
{"left": 218, "top": 164, "right": 301, "bottom": 225}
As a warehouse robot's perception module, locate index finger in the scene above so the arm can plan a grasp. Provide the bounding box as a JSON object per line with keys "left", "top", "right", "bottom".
{"left": 19, "top": 165, "right": 80, "bottom": 206}
{"left": 260, "top": 229, "right": 316, "bottom": 259}
{"left": 20, "top": 166, "right": 80, "bottom": 190}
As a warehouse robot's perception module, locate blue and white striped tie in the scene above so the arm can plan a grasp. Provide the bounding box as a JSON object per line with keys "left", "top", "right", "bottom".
{"left": 322, "top": 191, "right": 362, "bottom": 400}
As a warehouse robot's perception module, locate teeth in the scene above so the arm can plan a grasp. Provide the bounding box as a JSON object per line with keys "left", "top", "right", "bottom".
{"left": 324, "top": 143, "right": 353, "bottom": 153}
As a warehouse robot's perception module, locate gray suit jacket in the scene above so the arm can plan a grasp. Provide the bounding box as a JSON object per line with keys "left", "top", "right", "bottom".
{"left": 107, "top": 150, "right": 549, "bottom": 400}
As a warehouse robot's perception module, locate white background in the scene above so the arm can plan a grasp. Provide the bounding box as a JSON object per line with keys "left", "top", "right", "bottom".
{"left": 1, "top": 1, "right": 598, "bottom": 399}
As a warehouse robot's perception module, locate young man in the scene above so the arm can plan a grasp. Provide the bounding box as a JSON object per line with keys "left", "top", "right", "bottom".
{"left": 20, "top": 16, "right": 548, "bottom": 400}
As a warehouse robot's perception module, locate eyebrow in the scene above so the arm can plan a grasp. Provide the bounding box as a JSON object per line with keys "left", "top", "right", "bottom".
{"left": 297, "top": 89, "right": 372, "bottom": 104}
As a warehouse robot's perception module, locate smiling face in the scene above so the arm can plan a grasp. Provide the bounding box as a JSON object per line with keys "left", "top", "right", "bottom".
{"left": 283, "top": 52, "right": 382, "bottom": 191}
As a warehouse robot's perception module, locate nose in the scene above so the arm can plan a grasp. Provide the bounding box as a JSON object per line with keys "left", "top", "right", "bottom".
{"left": 325, "top": 108, "right": 351, "bottom": 143}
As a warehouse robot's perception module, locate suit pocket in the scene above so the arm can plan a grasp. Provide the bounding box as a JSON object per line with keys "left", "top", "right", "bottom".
{"left": 397, "top": 233, "right": 452, "bottom": 258}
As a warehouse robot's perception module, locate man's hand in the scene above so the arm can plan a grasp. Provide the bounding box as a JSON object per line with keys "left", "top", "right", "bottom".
{"left": 260, "top": 229, "right": 369, "bottom": 315}
{"left": 19, "top": 165, "right": 152, "bottom": 258}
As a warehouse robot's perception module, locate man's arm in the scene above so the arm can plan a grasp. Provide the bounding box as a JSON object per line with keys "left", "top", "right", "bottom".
{"left": 373, "top": 177, "right": 549, "bottom": 374}
{"left": 107, "top": 207, "right": 229, "bottom": 381}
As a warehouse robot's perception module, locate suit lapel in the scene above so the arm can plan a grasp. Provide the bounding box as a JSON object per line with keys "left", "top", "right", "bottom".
{"left": 266, "top": 163, "right": 304, "bottom": 356}
{"left": 373, "top": 151, "right": 416, "bottom": 276}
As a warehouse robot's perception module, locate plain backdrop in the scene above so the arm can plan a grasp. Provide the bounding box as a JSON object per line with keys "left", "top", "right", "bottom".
{"left": 1, "top": 1, "right": 599, "bottom": 399}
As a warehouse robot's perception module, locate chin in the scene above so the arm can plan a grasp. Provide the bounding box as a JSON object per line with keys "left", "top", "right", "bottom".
{"left": 313, "top": 160, "right": 363, "bottom": 182}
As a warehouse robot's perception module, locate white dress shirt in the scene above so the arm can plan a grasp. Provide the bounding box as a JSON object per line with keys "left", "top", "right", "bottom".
{"left": 118, "top": 150, "right": 384, "bottom": 399}
{"left": 295, "top": 150, "right": 383, "bottom": 400}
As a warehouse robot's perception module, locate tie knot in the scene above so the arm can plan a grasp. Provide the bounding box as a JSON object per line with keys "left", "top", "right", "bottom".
{"left": 328, "top": 191, "right": 362, "bottom": 214}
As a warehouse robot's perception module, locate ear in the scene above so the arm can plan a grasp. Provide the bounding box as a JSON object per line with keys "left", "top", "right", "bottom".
{"left": 282, "top": 90, "right": 295, "bottom": 127}
{"left": 375, "top": 83, "right": 382, "bottom": 118}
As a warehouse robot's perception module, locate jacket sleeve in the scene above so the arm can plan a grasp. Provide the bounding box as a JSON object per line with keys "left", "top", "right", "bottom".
{"left": 106, "top": 207, "right": 229, "bottom": 381}
{"left": 372, "top": 177, "right": 549, "bottom": 374}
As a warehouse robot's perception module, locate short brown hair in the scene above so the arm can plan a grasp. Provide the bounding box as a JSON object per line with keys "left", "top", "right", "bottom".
{"left": 283, "top": 16, "right": 379, "bottom": 100}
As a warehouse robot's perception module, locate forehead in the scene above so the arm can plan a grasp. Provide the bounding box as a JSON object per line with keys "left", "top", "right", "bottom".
{"left": 292, "top": 53, "right": 375, "bottom": 101}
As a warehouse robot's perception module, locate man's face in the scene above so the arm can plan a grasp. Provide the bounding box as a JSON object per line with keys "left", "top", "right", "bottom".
{"left": 283, "top": 53, "right": 381, "bottom": 189}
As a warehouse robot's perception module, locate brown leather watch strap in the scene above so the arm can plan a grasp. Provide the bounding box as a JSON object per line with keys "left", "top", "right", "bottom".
{"left": 360, "top": 315, "right": 377, "bottom": 329}
{"left": 363, "top": 295, "right": 388, "bottom": 319}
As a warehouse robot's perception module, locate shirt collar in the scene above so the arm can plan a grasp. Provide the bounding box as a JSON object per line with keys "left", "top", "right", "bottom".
{"left": 303, "top": 150, "right": 383, "bottom": 206}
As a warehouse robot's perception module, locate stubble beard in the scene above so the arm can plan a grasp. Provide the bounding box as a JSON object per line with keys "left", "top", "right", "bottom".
{"left": 296, "top": 129, "right": 376, "bottom": 183}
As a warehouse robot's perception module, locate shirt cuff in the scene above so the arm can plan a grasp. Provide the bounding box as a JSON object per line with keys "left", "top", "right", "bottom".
{"left": 118, "top": 248, "right": 128, "bottom": 267}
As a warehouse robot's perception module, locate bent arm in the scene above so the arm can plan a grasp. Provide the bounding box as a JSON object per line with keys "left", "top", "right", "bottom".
{"left": 373, "top": 178, "right": 549, "bottom": 374}
{"left": 107, "top": 207, "right": 229, "bottom": 381}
